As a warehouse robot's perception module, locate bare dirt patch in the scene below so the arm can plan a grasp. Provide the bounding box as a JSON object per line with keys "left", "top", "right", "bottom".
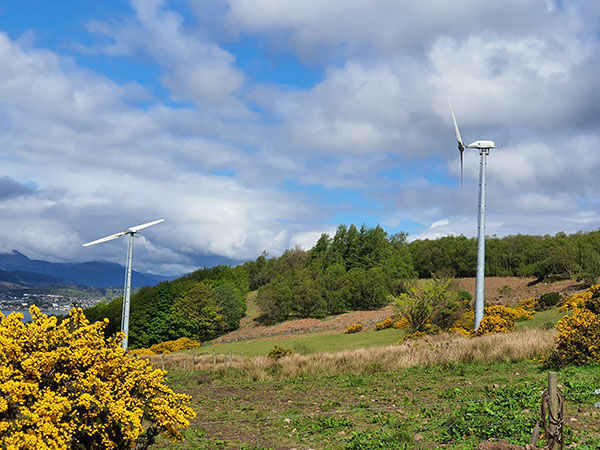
{"left": 457, "top": 276, "right": 584, "bottom": 305}
{"left": 211, "top": 304, "right": 396, "bottom": 343}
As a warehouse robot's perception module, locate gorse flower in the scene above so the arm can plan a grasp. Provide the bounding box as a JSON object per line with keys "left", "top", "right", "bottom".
{"left": 375, "top": 317, "right": 394, "bottom": 330}
{"left": 345, "top": 323, "right": 363, "bottom": 334}
{"left": 554, "top": 285, "right": 600, "bottom": 365}
{"left": 450, "top": 304, "right": 531, "bottom": 337}
{"left": 0, "top": 306, "right": 195, "bottom": 450}
{"left": 130, "top": 337, "right": 202, "bottom": 355}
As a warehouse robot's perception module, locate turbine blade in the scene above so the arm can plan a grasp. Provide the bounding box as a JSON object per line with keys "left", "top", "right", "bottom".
{"left": 128, "top": 218, "right": 165, "bottom": 233}
{"left": 82, "top": 231, "right": 127, "bottom": 247}
{"left": 448, "top": 99, "right": 465, "bottom": 150}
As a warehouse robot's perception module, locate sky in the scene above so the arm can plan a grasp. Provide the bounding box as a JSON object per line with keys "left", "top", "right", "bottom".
{"left": 0, "top": 0, "right": 599, "bottom": 276}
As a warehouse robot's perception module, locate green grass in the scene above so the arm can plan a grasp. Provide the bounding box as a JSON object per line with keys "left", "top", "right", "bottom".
{"left": 159, "top": 360, "right": 600, "bottom": 449}
{"left": 191, "top": 327, "right": 403, "bottom": 357}
{"left": 516, "top": 306, "right": 566, "bottom": 330}
{"left": 156, "top": 301, "right": 600, "bottom": 449}
{"left": 191, "top": 306, "right": 563, "bottom": 359}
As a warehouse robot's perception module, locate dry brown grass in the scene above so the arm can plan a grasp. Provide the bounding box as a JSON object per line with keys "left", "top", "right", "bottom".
{"left": 142, "top": 328, "right": 555, "bottom": 381}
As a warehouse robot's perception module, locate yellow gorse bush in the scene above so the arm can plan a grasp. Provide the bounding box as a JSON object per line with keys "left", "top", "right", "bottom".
{"left": 518, "top": 297, "right": 537, "bottom": 311}
{"left": 375, "top": 317, "right": 394, "bottom": 331}
{"left": 345, "top": 323, "right": 363, "bottom": 334}
{"left": 450, "top": 304, "right": 531, "bottom": 337}
{"left": 392, "top": 317, "right": 409, "bottom": 329}
{"left": 559, "top": 286, "right": 597, "bottom": 312}
{"left": 131, "top": 337, "right": 202, "bottom": 355}
{"left": 0, "top": 306, "right": 195, "bottom": 450}
{"left": 267, "top": 346, "right": 294, "bottom": 360}
{"left": 554, "top": 285, "right": 600, "bottom": 365}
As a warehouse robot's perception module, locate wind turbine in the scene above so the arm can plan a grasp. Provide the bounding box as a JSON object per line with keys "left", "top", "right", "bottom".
{"left": 82, "top": 219, "right": 165, "bottom": 350}
{"left": 449, "top": 101, "right": 495, "bottom": 331}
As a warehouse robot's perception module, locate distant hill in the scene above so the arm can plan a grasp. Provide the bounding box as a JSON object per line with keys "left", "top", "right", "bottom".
{"left": 0, "top": 251, "right": 172, "bottom": 288}
{"left": 0, "top": 269, "right": 65, "bottom": 287}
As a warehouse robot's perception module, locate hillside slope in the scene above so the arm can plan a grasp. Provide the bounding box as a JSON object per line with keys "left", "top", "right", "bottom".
{"left": 211, "top": 276, "right": 584, "bottom": 344}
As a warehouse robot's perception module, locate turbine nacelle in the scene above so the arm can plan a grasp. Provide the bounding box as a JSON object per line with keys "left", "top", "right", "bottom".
{"left": 467, "top": 140, "right": 495, "bottom": 149}
{"left": 448, "top": 100, "right": 495, "bottom": 190}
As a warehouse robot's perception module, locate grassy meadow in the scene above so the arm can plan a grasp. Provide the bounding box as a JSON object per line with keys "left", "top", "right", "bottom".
{"left": 146, "top": 306, "right": 600, "bottom": 449}
{"left": 188, "top": 327, "right": 402, "bottom": 357}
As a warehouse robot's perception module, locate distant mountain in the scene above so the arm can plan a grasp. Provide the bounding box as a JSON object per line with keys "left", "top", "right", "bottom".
{"left": 0, "top": 251, "right": 172, "bottom": 288}
{"left": 0, "top": 269, "right": 65, "bottom": 287}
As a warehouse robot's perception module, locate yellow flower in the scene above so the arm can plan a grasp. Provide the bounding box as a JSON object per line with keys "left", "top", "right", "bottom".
{"left": 0, "top": 306, "right": 195, "bottom": 449}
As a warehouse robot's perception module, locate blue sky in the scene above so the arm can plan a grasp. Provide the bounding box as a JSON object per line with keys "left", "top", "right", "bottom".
{"left": 0, "top": 0, "right": 600, "bottom": 275}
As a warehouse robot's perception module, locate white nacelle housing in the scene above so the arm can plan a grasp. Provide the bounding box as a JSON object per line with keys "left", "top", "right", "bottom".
{"left": 467, "top": 140, "right": 495, "bottom": 149}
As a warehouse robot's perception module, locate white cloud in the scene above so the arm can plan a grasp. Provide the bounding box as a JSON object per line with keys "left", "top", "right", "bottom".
{"left": 83, "top": 0, "right": 247, "bottom": 114}
{"left": 2, "top": 0, "right": 600, "bottom": 275}
{"left": 430, "top": 219, "right": 449, "bottom": 229}
{"left": 0, "top": 31, "right": 329, "bottom": 273}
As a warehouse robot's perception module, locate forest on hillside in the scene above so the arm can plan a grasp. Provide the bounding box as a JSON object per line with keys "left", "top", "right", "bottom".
{"left": 84, "top": 225, "right": 600, "bottom": 348}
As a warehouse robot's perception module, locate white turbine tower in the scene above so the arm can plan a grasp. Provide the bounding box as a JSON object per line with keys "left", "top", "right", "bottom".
{"left": 449, "top": 101, "right": 495, "bottom": 331}
{"left": 82, "top": 219, "right": 165, "bottom": 350}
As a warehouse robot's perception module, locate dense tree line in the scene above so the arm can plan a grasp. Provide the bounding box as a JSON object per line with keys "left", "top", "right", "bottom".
{"left": 246, "top": 227, "right": 600, "bottom": 324}
{"left": 85, "top": 226, "right": 600, "bottom": 343}
{"left": 408, "top": 230, "right": 600, "bottom": 282}
{"left": 245, "top": 225, "right": 415, "bottom": 324}
{"left": 84, "top": 265, "right": 248, "bottom": 348}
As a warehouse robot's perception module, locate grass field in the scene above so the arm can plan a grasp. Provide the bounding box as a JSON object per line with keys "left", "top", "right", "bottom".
{"left": 186, "top": 306, "right": 562, "bottom": 359}
{"left": 152, "top": 306, "right": 600, "bottom": 449}
{"left": 516, "top": 306, "right": 566, "bottom": 330}
{"left": 192, "top": 327, "right": 402, "bottom": 357}
{"left": 157, "top": 360, "right": 600, "bottom": 449}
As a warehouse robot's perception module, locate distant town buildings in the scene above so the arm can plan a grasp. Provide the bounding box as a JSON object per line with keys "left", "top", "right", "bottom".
{"left": 0, "top": 292, "right": 103, "bottom": 315}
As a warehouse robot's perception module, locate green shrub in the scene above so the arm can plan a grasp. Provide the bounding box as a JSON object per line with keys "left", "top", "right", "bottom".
{"left": 537, "top": 292, "right": 561, "bottom": 310}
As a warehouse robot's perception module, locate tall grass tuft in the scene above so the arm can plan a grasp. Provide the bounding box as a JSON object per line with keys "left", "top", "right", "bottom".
{"left": 141, "top": 328, "right": 555, "bottom": 380}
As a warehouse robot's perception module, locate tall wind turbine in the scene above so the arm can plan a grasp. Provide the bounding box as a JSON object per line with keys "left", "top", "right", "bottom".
{"left": 82, "top": 219, "right": 165, "bottom": 350}
{"left": 449, "top": 101, "right": 495, "bottom": 331}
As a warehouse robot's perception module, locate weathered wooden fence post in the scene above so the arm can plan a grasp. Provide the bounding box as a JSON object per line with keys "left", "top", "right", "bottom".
{"left": 548, "top": 371, "right": 558, "bottom": 450}
{"left": 161, "top": 353, "right": 165, "bottom": 371}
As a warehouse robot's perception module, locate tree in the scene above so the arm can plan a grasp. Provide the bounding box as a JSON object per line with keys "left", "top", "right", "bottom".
{"left": 244, "top": 251, "right": 274, "bottom": 290}
{"left": 0, "top": 307, "right": 195, "bottom": 449}
{"left": 292, "top": 269, "right": 327, "bottom": 318}
{"left": 214, "top": 283, "right": 246, "bottom": 331}
{"left": 393, "top": 277, "right": 461, "bottom": 333}
{"left": 83, "top": 296, "right": 122, "bottom": 337}
{"left": 347, "top": 267, "right": 389, "bottom": 310}
{"left": 322, "top": 262, "right": 351, "bottom": 314}
{"left": 256, "top": 277, "right": 294, "bottom": 324}
{"left": 166, "top": 282, "right": 225, "bottom": 341}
